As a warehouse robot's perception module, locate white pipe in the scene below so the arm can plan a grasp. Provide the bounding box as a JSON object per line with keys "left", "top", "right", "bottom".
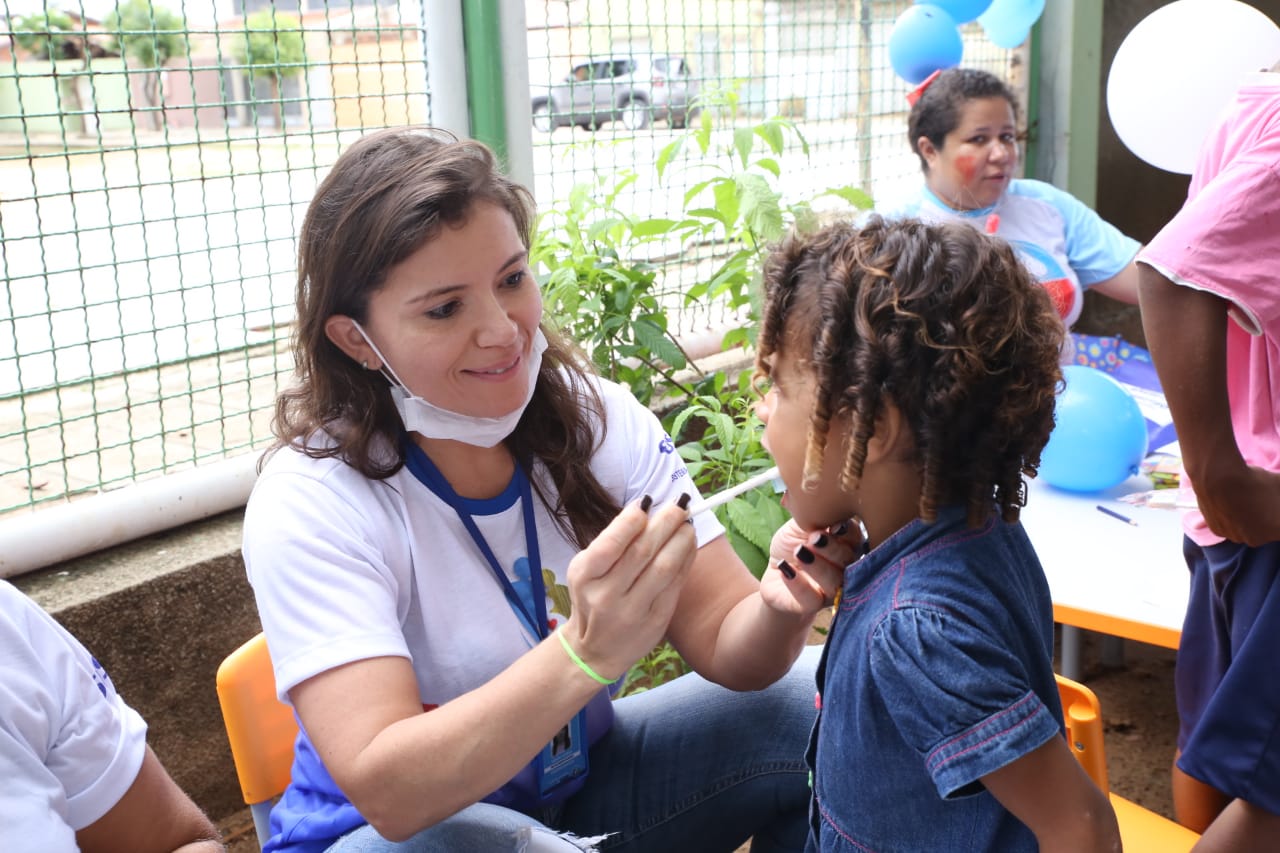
{"left": 0, "top": 452, "right": 260, "bottom": 580}
{"left": 423, "top": 0, "right": 470, "bottom": 137}
{"left": 498, "top": 0, "right": 535, "bottom": 192}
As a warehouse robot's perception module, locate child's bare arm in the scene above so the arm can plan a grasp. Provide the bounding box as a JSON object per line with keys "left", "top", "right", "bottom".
{"left": 1139, "top": 265, "right": 1280, "bottom": 546}
{"left": 981, "top": 736, "right": 1120, "bottom": 853}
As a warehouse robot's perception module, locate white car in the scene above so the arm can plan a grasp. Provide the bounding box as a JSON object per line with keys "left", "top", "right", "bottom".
{"left": 531, "top": 54, "right": 700, "bottom": 132}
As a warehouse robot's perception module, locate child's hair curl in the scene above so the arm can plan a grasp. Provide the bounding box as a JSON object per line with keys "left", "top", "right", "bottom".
{"left": 756, "top": 215, "right": 1064, "bottom": 527}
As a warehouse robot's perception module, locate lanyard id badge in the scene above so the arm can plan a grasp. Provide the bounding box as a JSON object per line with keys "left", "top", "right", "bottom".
{"left": 411, "top": 448, "right": 591, "bottom": 796}
{"left": 539, "top": 712, "right": 588, "bottom": 796}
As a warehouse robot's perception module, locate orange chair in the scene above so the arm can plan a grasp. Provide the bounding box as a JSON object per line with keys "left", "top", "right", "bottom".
{"left": 216, "top": 632, "right": 299, "bottom": 849}
{"left": 1056, "top": 674, "right": 1200, "bottom": 852}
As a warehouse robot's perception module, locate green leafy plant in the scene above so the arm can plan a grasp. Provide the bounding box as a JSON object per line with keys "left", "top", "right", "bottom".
{"left": 649, "top": 85, "right": 873, "bottom": 349}
{"left": 533, "top": 92, "right": 873, "bottom": 689}
{"left": 667, "top": 371, "right": 788, "bottom": 577}
{"left": 532, "top": 172, "right": 697, "bottom": 408}
{"left": 618, "top": 642, "right": 690, "bottom": 696}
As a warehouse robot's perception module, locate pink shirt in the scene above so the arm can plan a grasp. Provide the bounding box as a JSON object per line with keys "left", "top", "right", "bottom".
{"left": 1139, "top": 72, "right": 1280, "bottom": 546}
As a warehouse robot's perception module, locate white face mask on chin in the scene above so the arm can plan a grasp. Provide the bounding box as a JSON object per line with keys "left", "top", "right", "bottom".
{"left": 351, "top": 322, "right": 548, "bottom": 448}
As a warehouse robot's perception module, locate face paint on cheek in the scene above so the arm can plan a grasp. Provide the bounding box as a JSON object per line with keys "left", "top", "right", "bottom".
{"left": 954, "top": 154, "right": 978, "bottom": 183}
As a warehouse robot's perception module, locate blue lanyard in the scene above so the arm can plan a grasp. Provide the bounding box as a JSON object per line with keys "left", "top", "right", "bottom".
{"left": 405, "top": 443, "right": 548, "bottom": 641}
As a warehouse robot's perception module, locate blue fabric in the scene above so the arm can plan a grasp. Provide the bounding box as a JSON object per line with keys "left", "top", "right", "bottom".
{"left": 307, "top": 647, "right": 818, "bottom": 852}
{"left": 1005, "top": 180, "right": 1138, "bottom": 287}
{"left": 806, "top": 507, "right": 1063, "bottom": 852}
{"left": 264, "top": 688, "right": 616, "bottom": 853}
{"left": 1175, "top": 537, "right": 1280, "bottom": 814}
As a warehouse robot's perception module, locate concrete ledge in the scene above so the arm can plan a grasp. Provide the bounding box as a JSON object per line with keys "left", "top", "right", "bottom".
{"left": 12, "top": 509, "right": 259, "bottom": 823}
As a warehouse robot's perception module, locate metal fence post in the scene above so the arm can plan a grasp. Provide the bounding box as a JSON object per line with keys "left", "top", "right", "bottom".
{"left": 461, "top": 0, "right": 507, "bottom": 160}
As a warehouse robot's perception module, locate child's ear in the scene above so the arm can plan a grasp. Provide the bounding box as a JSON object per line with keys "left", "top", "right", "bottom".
{"left": 865, "top": 400, "right": 912, "bottom": 463}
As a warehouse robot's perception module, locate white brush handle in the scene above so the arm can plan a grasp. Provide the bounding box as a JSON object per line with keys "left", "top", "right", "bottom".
{"left": 690, "top": 467, "right": 781, "bottom": 517}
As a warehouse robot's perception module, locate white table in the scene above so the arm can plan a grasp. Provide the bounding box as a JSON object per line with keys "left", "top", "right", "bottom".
{"left": 1018, "top": 475, "right": 1189, "bottom": 679}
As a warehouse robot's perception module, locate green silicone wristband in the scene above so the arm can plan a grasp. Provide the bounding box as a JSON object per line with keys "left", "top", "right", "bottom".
{"left": 556, "top": 629, "right": 614, "bottom": 685}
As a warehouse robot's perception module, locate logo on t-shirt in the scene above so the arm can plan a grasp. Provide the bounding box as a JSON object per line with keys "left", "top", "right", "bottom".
{"left": 90, "top": 656, "right": 113, "bottom": 699}
{"left": 1009, "top": 239, "right": 1074, "bottom": 320}
{"left": 658, "top": 435, "right": 674, "bottom": 454}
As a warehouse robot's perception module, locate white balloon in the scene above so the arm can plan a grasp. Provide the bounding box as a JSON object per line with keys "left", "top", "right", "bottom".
{"left": 1107, "top": 0, "right": 1280, "bottom": 174}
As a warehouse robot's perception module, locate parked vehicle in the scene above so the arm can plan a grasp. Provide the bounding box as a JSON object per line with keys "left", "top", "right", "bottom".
{"left": 531, "top": 54, "right": 699, "bottom": 132}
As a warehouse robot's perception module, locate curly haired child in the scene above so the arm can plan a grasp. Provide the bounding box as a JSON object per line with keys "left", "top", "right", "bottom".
{"left": 755, "top": 216, "right": 1121, "bottom": 852}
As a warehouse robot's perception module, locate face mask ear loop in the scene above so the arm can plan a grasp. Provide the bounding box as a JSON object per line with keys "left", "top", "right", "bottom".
{"left": 350, "top": 320, "right": 412, "bottom": 393}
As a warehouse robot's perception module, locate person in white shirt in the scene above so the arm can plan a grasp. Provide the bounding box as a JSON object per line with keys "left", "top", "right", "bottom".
{"left": 0, "top": 580, "right": 222, "bottom": 853}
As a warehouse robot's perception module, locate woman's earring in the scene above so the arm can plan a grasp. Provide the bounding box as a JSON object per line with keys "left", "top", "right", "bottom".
{"left": 361, "top": 360, "right": 369, "bottom": 370}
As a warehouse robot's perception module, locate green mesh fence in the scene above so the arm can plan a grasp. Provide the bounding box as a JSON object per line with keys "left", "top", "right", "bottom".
{"left": 1, "top": 0, "right": 433, "bottom": 517}
{"left": 525, "top": 1, "right": 1022, "bottom": 343}
{"left": 1, "top": 0, "right": 1022, "bottom": 519}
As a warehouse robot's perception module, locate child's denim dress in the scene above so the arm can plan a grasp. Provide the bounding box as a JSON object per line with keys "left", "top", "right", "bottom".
{"left": 806, "top": 506, "right": 1065, "bottom": 852}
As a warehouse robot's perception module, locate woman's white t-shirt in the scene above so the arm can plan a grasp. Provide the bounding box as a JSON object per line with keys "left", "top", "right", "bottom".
{"left": 0, "top": 581, "right": 148, "bottom": 851}
{"left": 244, "top": 374, "right": 724, "bottom": 709}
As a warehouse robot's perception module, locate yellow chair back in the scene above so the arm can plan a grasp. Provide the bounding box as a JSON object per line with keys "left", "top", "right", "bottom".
{"left": 216, "top": 632, "right": 298, "bottom": 847}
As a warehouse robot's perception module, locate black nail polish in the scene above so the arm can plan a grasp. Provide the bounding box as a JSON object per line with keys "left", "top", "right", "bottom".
{"left": 833, "top": 522, "right": 850, "bottom": 537}
{"left": 778, "top": 560, "right": 797, "bottom": 579}
{"left": 811, "top": 533, "right": 829, "bottom": 549}
{"left": 796, "top": 546, "right": 815, "bottom": 565}
{"left": 676, "top": 492, "right": 691, "bottom": 510}
{"left": 640, "top": 495, "right": 653, "bottom": 512}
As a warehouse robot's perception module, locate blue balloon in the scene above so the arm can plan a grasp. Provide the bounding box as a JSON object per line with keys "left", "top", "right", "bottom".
{"left": 978, "top": 0, "right": 1046, "bottom": 48}
{"left": 1040, "top": 366, "right": 1149, "bottom": 493}
{"left": 923, "top": 0, "right": 994, "bottom": 25}
{"left": 889, "top": 5, "right": 964, "bottom": 85}
{"left": 982, "top": 22, "right": 1031, "bottom": 50}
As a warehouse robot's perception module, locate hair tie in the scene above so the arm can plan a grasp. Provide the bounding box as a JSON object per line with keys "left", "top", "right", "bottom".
{"left": 556, "top": 629, "right": 614, "bottom": 685}
{"left": 906, "top": 69, "right": 943, "bottom": 107}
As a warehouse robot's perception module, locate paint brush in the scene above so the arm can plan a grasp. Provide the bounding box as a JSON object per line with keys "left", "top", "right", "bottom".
{"left": 690, "top": 467, "right": 783, "bottom": 517}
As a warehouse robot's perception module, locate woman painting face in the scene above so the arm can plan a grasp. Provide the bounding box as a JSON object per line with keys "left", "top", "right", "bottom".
{"left": 918, "top": 96, "right": 1019, "bottom": 212}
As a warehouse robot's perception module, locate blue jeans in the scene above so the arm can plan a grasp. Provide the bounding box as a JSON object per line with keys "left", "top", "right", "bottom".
{"left": 326, "top": 645, "right": 819, "bottom": 853}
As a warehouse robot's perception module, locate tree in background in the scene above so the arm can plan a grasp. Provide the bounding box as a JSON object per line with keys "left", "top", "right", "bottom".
{"left": 233, "top": 9, "right": 306, "bottom": 129}
{"left": 12, "top": 10, "right": 97, "bottom": 133}
{"left": 13, "top": 10, "right": 82, "bottom": 61}
{"left": 105, "top": 0, "right": 189, "bottom": 131}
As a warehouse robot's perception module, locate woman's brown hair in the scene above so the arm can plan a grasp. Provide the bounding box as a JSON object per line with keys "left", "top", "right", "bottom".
{"left": 756, "top": 215, "right": 1064, "bottom": 527}
{"left": 272, "top": 127, "right": 620, "bottom": 547}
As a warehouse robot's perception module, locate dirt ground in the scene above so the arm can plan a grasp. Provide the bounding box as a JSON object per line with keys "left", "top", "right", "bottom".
{"left": 216, "top": 630, "right": 1182, "bottom": 851}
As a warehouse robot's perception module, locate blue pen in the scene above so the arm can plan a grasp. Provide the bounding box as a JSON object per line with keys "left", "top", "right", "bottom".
{"left": 1096, "top": 504, "right": 1138, "bottom": 526}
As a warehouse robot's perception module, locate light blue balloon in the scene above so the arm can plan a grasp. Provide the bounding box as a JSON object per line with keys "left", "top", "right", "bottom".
{"left": 889, "top": 4, "right": 964, "bottom": 85}
{"left": 922, "top": 0, "right": 994, "bottom": 25}
{"left": 982, "top": 21, "right": 1031, "bottom": 49}
{"left": 978, "top": 0, "right": 1046, "bottom": 48}
{"left": 1040, "top": 366, "right": 1149, "bottom": 493}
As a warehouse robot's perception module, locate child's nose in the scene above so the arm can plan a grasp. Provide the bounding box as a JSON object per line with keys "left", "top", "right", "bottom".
{"left": 754, "top": 395, "right": 771, "bottom": 423}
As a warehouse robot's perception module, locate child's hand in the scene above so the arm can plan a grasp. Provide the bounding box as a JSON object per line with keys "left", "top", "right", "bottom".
{"left": 762, "top": 518, "right": 863, "bottom": 615}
